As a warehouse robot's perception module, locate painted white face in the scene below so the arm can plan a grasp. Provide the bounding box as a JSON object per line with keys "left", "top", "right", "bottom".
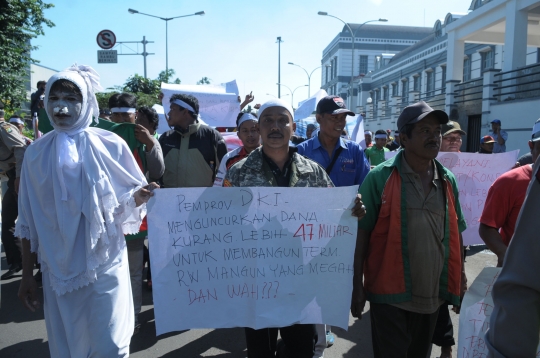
{"left": 47, "top": 89, "right": 83, "bottom": 128}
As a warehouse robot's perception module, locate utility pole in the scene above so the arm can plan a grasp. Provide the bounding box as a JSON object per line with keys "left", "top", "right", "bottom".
{"left": 115, "top": 36, "right": 155, "bottom": 78}
{"left": 276, "top": 37, "right": 283, "bottom": 98}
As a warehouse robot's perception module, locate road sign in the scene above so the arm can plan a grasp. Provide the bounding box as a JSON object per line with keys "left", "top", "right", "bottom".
{"left": 96, "top": 29, "right": 116, "bottom": 49}
{"left": 97, "top": 50, "right": 118, "bottom": 64}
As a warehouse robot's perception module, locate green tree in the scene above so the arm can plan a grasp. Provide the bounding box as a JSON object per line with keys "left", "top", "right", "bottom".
{"left": 123, "top": 74, "right": 160, "bottom": 94}
{"left": 0, "top": 0, "right": 54, "bottom": 110}
{"left": 196, "top": 77, "right": 211, "bottom": 85}
{"left": 158, "top": 69, "right": 181, "bottom": 84}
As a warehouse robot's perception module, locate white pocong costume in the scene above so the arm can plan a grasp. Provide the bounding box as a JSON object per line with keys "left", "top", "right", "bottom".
{"left": 15, "top": 65, "right": 147, "bottom": 357}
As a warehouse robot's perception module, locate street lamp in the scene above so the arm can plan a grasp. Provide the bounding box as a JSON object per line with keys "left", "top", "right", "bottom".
{"left": 288, "top": 62, "right": 321, "bottom": 97}
{"left": 128, "top": 8, "right": 205, "bottom": 76}
{"left": 318, "top": 11, "right": 387, "bottom": 109}
{"left": 277, "top": 83, "right": 308, "bottom": 108}
{"left": 266, "top": 93, "right": 289, "bottom": 99}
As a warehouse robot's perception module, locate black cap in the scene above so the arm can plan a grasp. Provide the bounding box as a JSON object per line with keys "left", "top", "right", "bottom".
{"left": 316, "top": 96, "right": 355, "bottom": 116}
{"left": 397, "top": 101, "right": 449, "bottom": 131}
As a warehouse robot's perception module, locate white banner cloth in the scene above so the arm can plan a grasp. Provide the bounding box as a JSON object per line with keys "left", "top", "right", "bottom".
{"left": 161, "top": 81, "right": 240, "bottom": 127}
{"left": 147, "top": 186, "right": 358, "bottom": 335}
{"left": 457, "top": 267, "right": 540, "bottom": 357}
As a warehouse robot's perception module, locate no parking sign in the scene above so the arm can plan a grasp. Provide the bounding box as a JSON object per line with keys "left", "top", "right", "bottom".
{"left": 96, "top": 30, "right": 116, "bottom": 49}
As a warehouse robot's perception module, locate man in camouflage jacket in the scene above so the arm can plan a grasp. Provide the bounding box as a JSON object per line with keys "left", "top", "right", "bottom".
{"left": 224, "top": 99, "right": 365, "bottom": 358}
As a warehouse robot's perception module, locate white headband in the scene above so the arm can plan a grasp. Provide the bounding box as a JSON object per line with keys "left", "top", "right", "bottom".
{"left": 110, "top": 107, "right": 136, "bottom": 113}
{"left": 375, "top": 134, "right": 387, "bottom": 139}
{"left": 171, "top": 99, "right": 196, "bottom": 113}
{"left": 237, "top": 113, "right": 257, "bottom": 128}
{"left": 365, "top": 131, "right": 372, "bottom": 136}
{"left": 9, "top": 117, "right": 24, "bottom": 125}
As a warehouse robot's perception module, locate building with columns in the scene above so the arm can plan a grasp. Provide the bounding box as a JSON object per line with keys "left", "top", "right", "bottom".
{"left": 322, "top": 0, "right": 540, "bottom": 154}
{"left": 320, "top": 24, "right": 432, "bottom": 105}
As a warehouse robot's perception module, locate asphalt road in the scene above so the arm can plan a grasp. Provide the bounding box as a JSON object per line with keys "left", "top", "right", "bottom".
{"left": 0, "top": 244, "right": 496, "bottom": 358}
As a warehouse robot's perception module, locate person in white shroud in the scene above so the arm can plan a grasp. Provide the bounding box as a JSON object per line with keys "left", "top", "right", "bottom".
{"left": 15, "top": 64, "right": 158, "bottom": 357}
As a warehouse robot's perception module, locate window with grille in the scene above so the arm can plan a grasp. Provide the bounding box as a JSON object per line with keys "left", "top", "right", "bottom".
{"left": 401, "top": 79, "right": 409, "bottom": 102}
{"left": 441, "top": 66, "right": 447, "bottom": 93}
{"left": 481, "top": 50, "right": 494, "bottom": 72}
{"left": 463, "top": 57, "right": 471, "bottom": 81}
{"left": 413, "top": 75, "right": 421, "bottom": 92}
{"left": 426, "top": 71, "right": 435, "bottom": 96}
{"left": 359, "top": 55, "right": 368, "bottom": 75}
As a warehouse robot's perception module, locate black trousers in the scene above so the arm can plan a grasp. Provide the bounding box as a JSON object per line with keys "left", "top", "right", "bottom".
{"left": 1, "top": 168, "right": 21, "bottom": 266}
{"left": 370, "top": 303, "right": 440, "bottom": 358}
{"left": 432, "top": 304, "right": 455, "bottom": 347}
{"left": 245, "top": 324, "right": 317, "bottom": 358}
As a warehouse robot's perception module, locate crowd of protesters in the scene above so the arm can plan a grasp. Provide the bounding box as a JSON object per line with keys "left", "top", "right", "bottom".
{"left": 2, "top": 65, "right": 539, "bottom": 358}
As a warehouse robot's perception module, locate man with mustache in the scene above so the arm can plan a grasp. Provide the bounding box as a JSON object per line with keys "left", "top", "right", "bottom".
{"left": 352, "top": 101, "right": 467, "bottom": 357}
{"left": 224, "top": 98, "right": 366, "bottom": 358}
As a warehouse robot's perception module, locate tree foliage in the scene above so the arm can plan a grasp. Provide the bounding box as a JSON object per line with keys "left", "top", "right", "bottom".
{"left": 96, "top": 69, "right": 182, "bottom": 110}
{"left": 196, "top": 77, "right": 211, "bottom": 85}
{"left": 0, "top": 0, "right": 54, "bottom": 110}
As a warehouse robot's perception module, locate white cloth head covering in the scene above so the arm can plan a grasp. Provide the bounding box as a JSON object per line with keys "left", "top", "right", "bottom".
{"left": 15, "top": 64, "right": 147, "bottom": 295}
{"left": 237, "top": 113, "right": 257, "bottom": 128}
{"left": 257, "top": 98, "right": 294, "bottom": 119}
{"left": 44, "top": 64, "right": 103, "bottom": 201}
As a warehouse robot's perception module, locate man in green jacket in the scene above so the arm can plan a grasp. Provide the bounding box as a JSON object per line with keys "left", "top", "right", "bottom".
{"left": 351, "top": 101, "right": 467, "bottom": 358}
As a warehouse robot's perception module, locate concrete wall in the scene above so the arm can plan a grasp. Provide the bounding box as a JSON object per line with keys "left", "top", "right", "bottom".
{"left": 485, "top": 98, "right": 540, "bottom": 156}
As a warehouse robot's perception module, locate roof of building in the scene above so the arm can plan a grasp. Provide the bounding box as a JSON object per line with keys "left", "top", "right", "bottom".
{"left": 386, "top": 32, "right": 442, "bottom": 64}
{"left": 342, "top": 24, "right": 432, "bottom": 40}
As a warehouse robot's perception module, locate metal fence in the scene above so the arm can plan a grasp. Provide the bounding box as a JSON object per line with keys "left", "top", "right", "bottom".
{"left": 494, "top": 63, "right": 540, "bottom": 101}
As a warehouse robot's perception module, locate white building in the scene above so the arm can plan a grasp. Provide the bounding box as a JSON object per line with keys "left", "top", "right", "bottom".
{"left": 321, "top": 0, "right": 540, "bottom": 154}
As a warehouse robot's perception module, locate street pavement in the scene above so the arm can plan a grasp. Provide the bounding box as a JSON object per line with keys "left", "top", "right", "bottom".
{"left": 0, "top": 245, "right": 497, "bottom": 358}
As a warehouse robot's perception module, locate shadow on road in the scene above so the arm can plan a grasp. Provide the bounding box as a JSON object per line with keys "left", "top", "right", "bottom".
{"left": 0, "top": 338, "right": 50, "bottom": 358}
{"left": 335, "top": 310, "right": 374, "bottom": 358}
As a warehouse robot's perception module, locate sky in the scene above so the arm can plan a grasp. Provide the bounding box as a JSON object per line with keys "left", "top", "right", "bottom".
{"left": 33, "top": 0, "right": 473, "bottom": 108}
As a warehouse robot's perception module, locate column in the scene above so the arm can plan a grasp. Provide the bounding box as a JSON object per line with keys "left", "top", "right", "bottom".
{"left": 445, "top": 31, "right": 465, "bottom": 114}
{"left": 503, "top": 1, "right": 527, "bottom": 72}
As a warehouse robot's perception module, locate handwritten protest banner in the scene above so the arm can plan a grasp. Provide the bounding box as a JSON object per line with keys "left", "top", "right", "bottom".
{"left": 385, "top": 151, "right": 519, "bottom": 245}
{"left": 147, "top": 186, "right": 359, "bottom": 335}
{"left": 161, "top": 81, "right": 240, "bottom": 127}
{"left": 457, "top": 267, "right": 540, "bottom": 357}
{"left": 438, "top": 151, "right": 518, "bottom": 245}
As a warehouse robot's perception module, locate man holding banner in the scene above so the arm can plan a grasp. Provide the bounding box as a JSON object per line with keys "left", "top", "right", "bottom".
{"left": 352, "top": 101, "right": 467, "bottom": 358}
{"left": 479, "top": 118, "right": 540, "bottom": 266}
{"left": 224, "top": 98, "right": 366, "bottom": 358}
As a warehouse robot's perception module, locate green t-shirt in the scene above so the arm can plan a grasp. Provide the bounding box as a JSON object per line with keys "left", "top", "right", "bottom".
{"left": 365, "top": 145, "right": 389, "bottom": 167}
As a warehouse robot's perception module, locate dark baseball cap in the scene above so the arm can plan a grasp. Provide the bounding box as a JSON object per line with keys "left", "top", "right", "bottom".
{"left": 397, "top": 101, "right": 449, "bottom": 131}
{"left": 316, "top": 96, "right": 355, "bottom": 116}
{"left": 442, "top": 121, "right": 466, "bottom": 136}
{"left": 491, "top": 119, "right": 501, "bottom": 125}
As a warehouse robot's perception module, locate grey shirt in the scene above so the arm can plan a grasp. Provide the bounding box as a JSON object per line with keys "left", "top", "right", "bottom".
{"left": 0, "top": 120, "right": 27, "bottom": 177}
{"left": 145, "top": 135, "right": 165, "bottom": 182}
{"left": 391, "top": 156, "right": 446, "bottom": 314}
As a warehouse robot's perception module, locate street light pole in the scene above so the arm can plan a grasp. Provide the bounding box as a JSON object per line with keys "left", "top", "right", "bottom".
{"left": 128, "top": 9, "right": 205, "bottom": 77}
{"left": 277, "top": 83, "right": 308, "bottom": 108}
{"left": 318, "top": 12, "right": 387, "bottom": 109}
{"left": 288, "top": 63, "right": 322, "bottom": 97}
{"left": 276, "top": 37, "right": 283, "bottom": 98}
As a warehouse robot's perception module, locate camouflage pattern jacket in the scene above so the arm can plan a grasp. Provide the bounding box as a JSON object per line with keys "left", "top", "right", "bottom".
{"left": 224, "top": 147, "right": 334, "bottom": 188}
